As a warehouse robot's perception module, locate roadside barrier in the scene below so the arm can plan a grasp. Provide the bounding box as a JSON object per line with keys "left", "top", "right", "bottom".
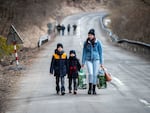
{"left": 100, "top": 14, "right": 150, "bottom": 48}
{"left": 100, "top": 14, "right": 150, "bottom": 56}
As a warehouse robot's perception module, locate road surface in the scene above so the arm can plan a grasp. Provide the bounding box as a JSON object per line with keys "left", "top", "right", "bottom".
{"left": 6, "top": 11, "right": 150, "bottom": 113}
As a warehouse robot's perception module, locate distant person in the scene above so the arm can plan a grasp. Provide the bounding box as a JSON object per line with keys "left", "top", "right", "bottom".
{"left": 72, "top": 24, "right": 77, "bottom": 35}
{"left": 57, "top": 24, "right": 62, "bottom": 35}
{"left": 61, "top": 24, "right": 65, "bottom": 36}
{"left": 50, "top": 43, "right": 68, "bottom": 95}
{"left": 68, "top": 50, "right": 81, "bottom": 94}
{"left": 82, "top": 29, "right": 104, "bottom": 95}
{"left": 54, "top": 22, "right": 58, "bottom": 33}
{"left": 67, "top": 24, "right": 71, "bottom": 35}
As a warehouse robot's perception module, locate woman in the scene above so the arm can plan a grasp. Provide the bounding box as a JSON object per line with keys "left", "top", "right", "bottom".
{"left": 82, "top": 29, "right": 103, "bottom": 95}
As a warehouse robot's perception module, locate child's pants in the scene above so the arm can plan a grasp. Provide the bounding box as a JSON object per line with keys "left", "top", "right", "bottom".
{"left": 56, "top": 76, "right": 65, "bottom": 92}
{"left": 69, "top": 78, "right": 78, "bottom": 91}
{"left": 86, "top": 60, "right": 99, "bottom": 85}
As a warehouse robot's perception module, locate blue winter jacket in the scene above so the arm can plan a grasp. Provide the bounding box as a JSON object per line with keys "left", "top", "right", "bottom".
{"left": 82, "top": 39, "right": 103, "bottom": 65}
{"left": 50, "top": 49, "right": 68, "bottom": 77}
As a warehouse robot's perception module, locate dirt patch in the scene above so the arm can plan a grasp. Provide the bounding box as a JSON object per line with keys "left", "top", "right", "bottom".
{"left": 0, "top": 67, "right": 21, "bottom": 113}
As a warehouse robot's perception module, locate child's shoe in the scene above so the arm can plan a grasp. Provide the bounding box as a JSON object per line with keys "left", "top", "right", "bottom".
{"left": 61, "top": 91, "right": 65, "bottom": 95}
{"left": 69, "top": 90, "right": 72, "bottom": 93}
{"left": 74, "top": 90, "right": 77, "bottom": 95}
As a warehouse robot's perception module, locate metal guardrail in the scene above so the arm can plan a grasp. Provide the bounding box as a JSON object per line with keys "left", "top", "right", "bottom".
{"left": 38, "top": 34, "right": 50, "bottom": 47}
{"left": 100, "top": 14, "right": 150, "bottom": 49}
{"left": 117, "top": 39, "right": 150, "bottom": 48}
{"left": 37, "top": 22, "right": 55, "bottom": 47}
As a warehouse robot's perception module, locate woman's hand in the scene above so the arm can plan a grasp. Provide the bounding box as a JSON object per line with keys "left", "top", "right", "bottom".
{"left": 100, "top": 64, "right": 104, "bottom": 69}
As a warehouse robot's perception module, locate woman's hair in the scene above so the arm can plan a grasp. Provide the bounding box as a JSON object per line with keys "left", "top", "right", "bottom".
{"left": 86, "top": 37, "right": 96, "bottom": 47}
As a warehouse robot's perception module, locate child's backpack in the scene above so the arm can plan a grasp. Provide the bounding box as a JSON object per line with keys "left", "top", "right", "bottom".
{"left": 78, "top": 69, "right": 87, "bottom": 89}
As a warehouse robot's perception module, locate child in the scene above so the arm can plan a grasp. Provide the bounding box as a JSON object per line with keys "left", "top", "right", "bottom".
{"left": 68, "top": 50, "right": 81, "bottom": 94}
{"left": 50, "top": 43, "right": 68, "bottom": 95}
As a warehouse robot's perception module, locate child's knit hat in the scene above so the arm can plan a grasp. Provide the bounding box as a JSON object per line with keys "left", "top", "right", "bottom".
{"left": 69, "top": 50, "right": 76, "bottom": 55}
{"left": 57, "top": 43, "right": 63, "bottom": 48}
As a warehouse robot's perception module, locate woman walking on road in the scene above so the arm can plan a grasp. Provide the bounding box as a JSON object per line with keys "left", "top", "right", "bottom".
{"left": 82, "top": 29, "right": 104, "bottom": 95}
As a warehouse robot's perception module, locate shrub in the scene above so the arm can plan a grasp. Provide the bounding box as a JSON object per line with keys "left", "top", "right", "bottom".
{"left": 0, "top": 36, "right": 16, "bottom": 58}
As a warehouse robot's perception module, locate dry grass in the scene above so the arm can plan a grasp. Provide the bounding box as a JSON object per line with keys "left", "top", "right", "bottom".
{"left": 107, "top": 0, "right": 150, "bottom": 43}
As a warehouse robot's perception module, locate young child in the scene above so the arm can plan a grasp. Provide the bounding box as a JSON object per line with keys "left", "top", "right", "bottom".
{"left": 68, "top": 50, "right": 81, "bottom": 94}
{"left": 50, "top": 43, "right": 68, "bottom": 95}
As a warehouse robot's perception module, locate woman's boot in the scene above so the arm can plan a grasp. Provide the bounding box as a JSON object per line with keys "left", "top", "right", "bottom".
{"left": 93, "top": 85, "right": 96, "bottom": 95}
{"left": 88, "top": 83, "right": 92, "bottom": 94}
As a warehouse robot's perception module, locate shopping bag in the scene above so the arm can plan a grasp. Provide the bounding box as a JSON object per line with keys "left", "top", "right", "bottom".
{"left": 97, "top": 69, "right": 107, "bottom": 89}
{"left": 103, "top": 68, "right": 112, "bottom": 82}
{"left": 78, "top": 69, "right": 87, "bottom": 89}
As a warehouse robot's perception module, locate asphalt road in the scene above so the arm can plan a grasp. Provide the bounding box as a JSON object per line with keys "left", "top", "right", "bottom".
{"left": 6, "top": 11, "right": 150, "bottom": 113}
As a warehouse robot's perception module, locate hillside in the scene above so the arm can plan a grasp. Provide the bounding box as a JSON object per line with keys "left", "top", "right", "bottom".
{"left": 0, "top": 0, "right": 104, "bottom": 48}
{"left": 0, "top": 0, "right": 149, "bottom": 48}
{"left": 107, "top": 0, "right": 150, "bottom": 43}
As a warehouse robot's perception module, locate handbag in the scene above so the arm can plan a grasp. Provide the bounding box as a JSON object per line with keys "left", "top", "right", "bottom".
{"left": 103, "top": 68, "right": 112, "bottom": 82}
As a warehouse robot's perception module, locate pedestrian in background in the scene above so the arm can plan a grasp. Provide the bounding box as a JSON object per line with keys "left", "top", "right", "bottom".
{"left": 61, "top": 24, "right": 65, "bottom": 36}
{"left": 68, "top": 50, "right": 81, "bottom": 94}
{"left": 67, "top": 24, "right": 71, "bottom": 35}
{"left": 57, "top": 24, "right": 62, "bottom": 35}
{"left": 72, "top": 24, "right": 77, "bottom": 35}
{"left": 50, "top": 43, "right": 68, "bottom": 95}
{"left": 82, "top": 29, "right": 104, "bottom": 95}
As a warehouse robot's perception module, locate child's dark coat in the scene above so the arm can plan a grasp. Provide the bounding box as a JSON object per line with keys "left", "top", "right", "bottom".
{"left": 50, "top": 49, "right": 68, "bottom": 77}
{"left": 68, "top": 56, "right": 81, "bottom": 78}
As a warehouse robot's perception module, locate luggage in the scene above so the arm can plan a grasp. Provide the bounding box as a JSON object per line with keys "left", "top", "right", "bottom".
{"left": 78, "top": 69, "right": 87, "bottom": 89}
{"left": 97, "top": 69, "right": 107, "bottom": 89}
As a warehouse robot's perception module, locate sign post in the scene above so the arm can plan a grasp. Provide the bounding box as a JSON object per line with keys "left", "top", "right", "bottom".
{"left": 13, "top": 41, "right": 19, "bottom": 66}
{"left": 7, "top": 24, "right": 23, "bottom": 69}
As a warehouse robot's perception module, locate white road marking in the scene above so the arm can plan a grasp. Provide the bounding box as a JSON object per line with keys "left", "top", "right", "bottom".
{"left": 77, "top": 19, "right": 81, "bottom": 36}
{"left": 80, "top": 42, "right": 82, "bottom": 47}
{"left": 113, "top": 77, "right": 125, "bottom": 86}
{"left": 139, "top": 99, "right": 150, "bottom": 107}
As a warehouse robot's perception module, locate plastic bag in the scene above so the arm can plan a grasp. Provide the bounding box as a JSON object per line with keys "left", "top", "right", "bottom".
{"left": 78, "top": 69, "right": 87, "bottom": 89}
{"left": 97, "top": 69, "right": 107, "bottom": 89}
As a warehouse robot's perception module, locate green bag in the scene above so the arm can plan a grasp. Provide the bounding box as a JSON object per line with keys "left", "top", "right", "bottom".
{"left": 97, "top": 69, "right": 107, "bottom": 89}
{"left": 78, "top": 69, "right": 87, "bottom": 89}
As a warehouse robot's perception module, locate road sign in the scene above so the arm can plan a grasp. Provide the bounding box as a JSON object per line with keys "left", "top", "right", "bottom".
{"left": 6, "top": 24, "right": 23, "bottom": 45}
{"left": 6, "top": 24, "right": 23, "bottom": 66}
